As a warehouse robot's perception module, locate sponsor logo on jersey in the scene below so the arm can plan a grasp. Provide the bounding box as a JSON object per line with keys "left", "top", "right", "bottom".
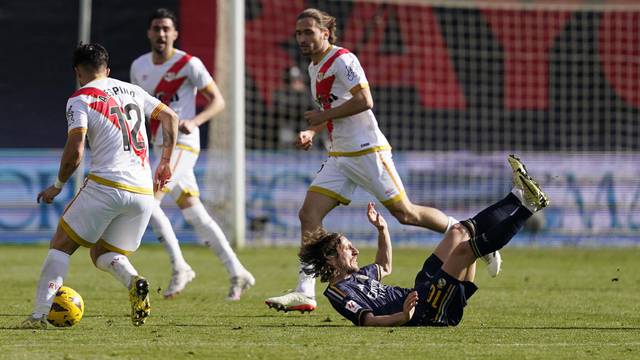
{"left": 345, "top": 300, "right": 362, "bottom": 313}
{"left": 163, "top": 72, "right": 178, "bottom": 82}
{"left": 315, "top": 93, "right": 338, "bottom": 107}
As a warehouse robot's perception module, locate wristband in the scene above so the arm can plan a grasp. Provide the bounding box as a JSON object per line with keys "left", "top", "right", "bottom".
{"left": 161, "top": 157, "right": 171, "bottom": 162}
{"left": 54, "top": 178, "right": 66, "bottom": 189}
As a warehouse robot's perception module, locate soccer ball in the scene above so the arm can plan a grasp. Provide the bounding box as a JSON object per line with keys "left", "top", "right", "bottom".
{"left": 47, "top": 286, "right": 84, "bottom": 327}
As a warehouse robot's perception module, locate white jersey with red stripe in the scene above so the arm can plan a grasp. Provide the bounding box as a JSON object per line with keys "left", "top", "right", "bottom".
{"left": 309, "top": 46, "right": 390, "bottom": 156}
{"left": 65, "top": 77, "right": 165, "bottom": 194}
{"left": 130, "top": 49, "right": 214, "bottom": 152}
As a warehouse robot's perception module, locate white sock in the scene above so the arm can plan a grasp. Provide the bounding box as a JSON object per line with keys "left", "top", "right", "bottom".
{"left": 32, "top": 249, "right": 70, "bottom": 318}
{"left": 149, "top": 201, "right": 189, "bottom": 271}
{"left": 295, "top": 263, "right": 316, "bottom": 298}
{"left": 511, "top": 187, "right": 537, "bottom": 213}
{"left": 182, "top": 202, "right": 246, "bottom": 278}
{"left": 95, "top": 252, "right": 138, "bottom": 289}
{"left": 444, "top": 216, "right": 460, "bottom": 234}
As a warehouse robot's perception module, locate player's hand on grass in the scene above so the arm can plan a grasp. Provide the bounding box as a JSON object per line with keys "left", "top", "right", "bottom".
{"left": 37, "top": 186, "right": 62, "bottom": 204}
{"left": 367, "top": 202, "right": 387, "bottom": 231}
{"left": 304, "top": 109, "right": 326, "bottom": 126}
{"left": 154, "top": 160, "right": 172, "bottom": 193}
{"left": 403, "top": 291, "right": 418, "bottom": 322}
{"left": 296, "top": 130, "right": 315, "bottom": 151}
{"left": 178, "top": 119, "right": 197, "bottom": 135}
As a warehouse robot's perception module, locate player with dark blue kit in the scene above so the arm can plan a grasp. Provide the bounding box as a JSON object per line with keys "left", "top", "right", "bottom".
{"left": 299, "top": 155, "right": 549, "bottom": 326}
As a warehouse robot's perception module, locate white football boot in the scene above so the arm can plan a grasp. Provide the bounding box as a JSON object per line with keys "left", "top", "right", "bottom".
{"left": 265, "top": 292, "right": 317, "bottom": 313}
{"left": 226, "top": 272, "right": 256, "bottom": 301}
{"left": 481, "top": 251, "right": 502, "bottom": 277}
{"left": 163, "top": 267, "right": 196, "bottom": 299}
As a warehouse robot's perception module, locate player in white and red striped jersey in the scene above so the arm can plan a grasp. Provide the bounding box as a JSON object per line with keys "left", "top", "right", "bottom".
{"left": 130, "top": 8, "right": 254, "bottom": 300}
{"left": 21, "top": 43, "right": 179, "bottom": 329}
{"left": 265, "top": 9, "right": 501, "bottom": 313}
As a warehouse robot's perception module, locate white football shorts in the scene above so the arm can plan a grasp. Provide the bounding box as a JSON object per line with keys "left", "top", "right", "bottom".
{"left": 60, "top": 180, "right": 155, "bottom": 254}
{"left": 308, "top": 150, "right": 406, "bottom": 206}
{"left": 154, "top": 145, "right": 200, "bottom": 203}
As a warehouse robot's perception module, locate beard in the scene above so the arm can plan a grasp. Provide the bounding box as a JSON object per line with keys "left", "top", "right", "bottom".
{"left": 345, "top": 263, "right": 359, "bottom": 274}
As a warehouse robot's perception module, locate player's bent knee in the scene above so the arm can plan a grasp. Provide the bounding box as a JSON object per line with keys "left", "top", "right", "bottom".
{"left": 183, "top": 210, "right": 206, "bottom": 227}
{"left": 50, "top": 227, "right": 80, "bottom": 256}
{"left": 451, "top": 241, "right": 475, "bottom": 260}
{"left": 449, "top": 223, "right": 470, "bottom": 240}
{"left": 390, "top": 208, "right": 416, "bottom": 225}
{"left": 89, "top": 246, "right": 101, "bottom": 267}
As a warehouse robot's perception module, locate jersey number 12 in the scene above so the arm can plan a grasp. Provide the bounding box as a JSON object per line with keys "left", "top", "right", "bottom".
{"left": 110, "top": 104, "right": 144, "bottom": 152}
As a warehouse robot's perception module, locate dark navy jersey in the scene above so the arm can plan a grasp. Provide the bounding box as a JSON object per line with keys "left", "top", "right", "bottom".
{"left": 323, "top": 264, "right": 412, "bottom": 326}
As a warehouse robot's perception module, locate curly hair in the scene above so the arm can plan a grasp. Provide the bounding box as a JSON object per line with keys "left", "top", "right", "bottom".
{"left": 298, "top": 228, "right": 343, "bottom": 282}
{"left": 297, "top": 8, "right": 338, "bottom": 44}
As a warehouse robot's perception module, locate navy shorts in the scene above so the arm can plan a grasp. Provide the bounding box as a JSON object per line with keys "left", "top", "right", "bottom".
{"left": 407, "top": 254, "right": 478, "bottom": 327}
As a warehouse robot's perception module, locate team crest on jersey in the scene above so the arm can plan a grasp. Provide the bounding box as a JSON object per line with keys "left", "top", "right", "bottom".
{"left": 437, "top": 278, "right": 447, "bottom": 289}
{"left": 346, "top": 65, "right": 356, "bottom": 81}
{"left": 316, "top": 71, "right": 325, "bottom": 81}
{"left": 345, "top": 300, "right": 362, "bottom": 314}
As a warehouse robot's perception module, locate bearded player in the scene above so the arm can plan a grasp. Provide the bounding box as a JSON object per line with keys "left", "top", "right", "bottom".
{"left": 265, "top": 8, "right": 501, "bottom": 313}
{"left": 130, "top": 8, "right": 254, "bottom": 300}
{"left": 301, "top": 156, "right": 548, "bottom": 326}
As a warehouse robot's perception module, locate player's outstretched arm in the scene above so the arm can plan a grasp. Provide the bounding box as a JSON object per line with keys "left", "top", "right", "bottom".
{"left": 304, "top": 86, "right": 373, "bottom": 126}
{"left": 37, "top": 129, "right": 87, "bottom": 204}
{"left": 154, "top": 105, "right": 179, "bottom": 192}
{"left": 179, "top": 81, "right": 225, "bottom": 135}
{"left": 368, "top": 202, "right": 392, "bottom": 278}
{"left": 361, "top": 291, "right": 418, "bottom": 327}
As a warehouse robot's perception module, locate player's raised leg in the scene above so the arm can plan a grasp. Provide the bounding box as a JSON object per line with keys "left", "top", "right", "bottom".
{"left": 377, "top": 151, "right": 503, "bottom": 278}
{"left": 425, "top": 156, "right": 549, "bottom": 325}
{"left": 265, "top": 190, "right": 339, "bottom": 312}
{"left": 20, "top": 226, "right": 79, "bottom": 329}
{"left": 384, "top": 191, "right": 502, "bottom": 276}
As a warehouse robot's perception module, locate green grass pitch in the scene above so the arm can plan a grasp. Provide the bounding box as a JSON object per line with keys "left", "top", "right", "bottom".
{"left": 1, "top": 244, "right": 639, "bottom": 359}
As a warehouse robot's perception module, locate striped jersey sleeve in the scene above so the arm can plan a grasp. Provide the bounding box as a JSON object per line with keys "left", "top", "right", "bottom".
{"left": 324, "top": 284, "right": 372, "bottom": 326}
